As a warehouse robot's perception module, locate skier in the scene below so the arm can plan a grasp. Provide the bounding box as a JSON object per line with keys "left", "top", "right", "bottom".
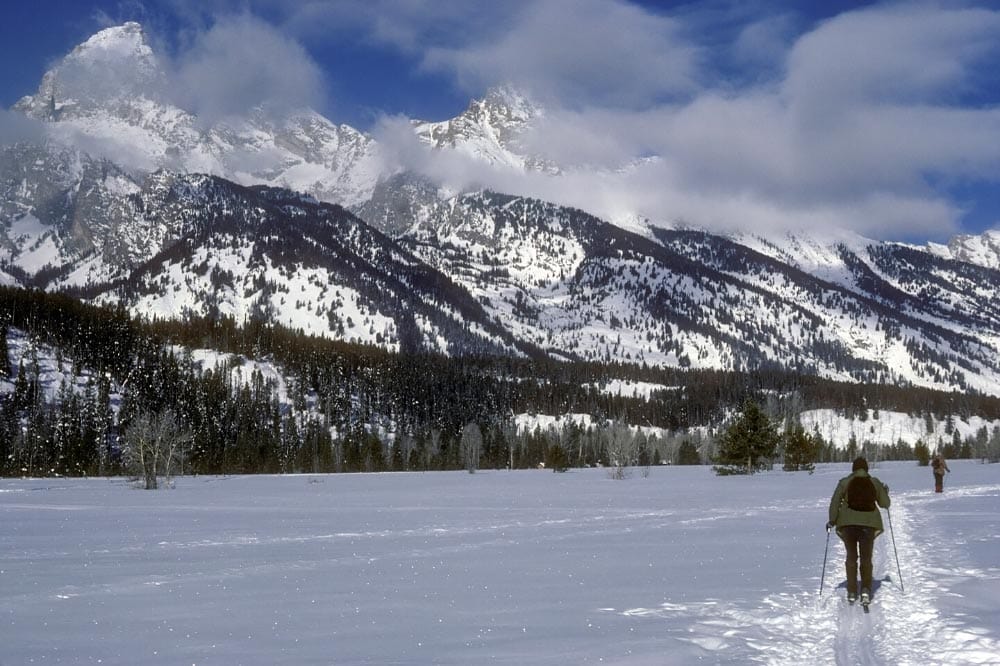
{"left": 826, "top": 457, "right": 890, "bottom": 606}
{"left": 931, "top": 453, "right": 950, "bottom": 493}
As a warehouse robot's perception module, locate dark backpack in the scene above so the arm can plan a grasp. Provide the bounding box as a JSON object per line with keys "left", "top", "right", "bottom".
{"left": 846, "top": 476, "right": 877, "bottom": 511}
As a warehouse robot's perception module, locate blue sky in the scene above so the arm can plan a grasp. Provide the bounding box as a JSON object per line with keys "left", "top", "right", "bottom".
{"left": 3, "top": 1, "right": 1000, "bottom": 240}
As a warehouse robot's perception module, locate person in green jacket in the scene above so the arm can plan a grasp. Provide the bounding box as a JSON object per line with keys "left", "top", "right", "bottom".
{"left": 826, "top": 457, "right": 890, "bottom": 604}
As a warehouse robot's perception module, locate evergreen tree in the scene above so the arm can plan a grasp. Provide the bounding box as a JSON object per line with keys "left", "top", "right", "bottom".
{"left": 846, "top": 433, "right": 859, "bottom": 461}
{"left": 782, "top": 423, "right": 818, "bottom": 472}
{"left": 713, "top": 400, "right": 779, "bottom": 475}
{"left": 545, "top": 442, "right": 569, "bottom": 472}
{"left": 675, "top": 440, "right": 701, "bottom": 465}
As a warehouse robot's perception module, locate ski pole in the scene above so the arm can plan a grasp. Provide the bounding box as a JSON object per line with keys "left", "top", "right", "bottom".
{"left": 886, "top": 507, "right": 904, "bottom": 593}
{"left": 819, "top": 525, "right": 832, "bottom": 595}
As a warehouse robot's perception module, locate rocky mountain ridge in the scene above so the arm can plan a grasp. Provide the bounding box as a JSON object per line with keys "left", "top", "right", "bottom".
{"left": 3, "top": 23, "right": 1000, "bottom": 397}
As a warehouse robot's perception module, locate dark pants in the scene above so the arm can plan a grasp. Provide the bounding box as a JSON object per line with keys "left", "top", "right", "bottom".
{"left": 934, "top": 472, "right": 944, "bottom": 492}
{"left": 838, "top": 525, "right": 875, "bottom": 595}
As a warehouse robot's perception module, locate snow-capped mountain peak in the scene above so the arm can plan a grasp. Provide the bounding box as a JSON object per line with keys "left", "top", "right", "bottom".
{"left": 15, "top": 22, "right": 163, "bottom": 121}
{"left": 412, "top": 85, "right": 553, "bottom": 172}
{"left": 11, "top": 25, "right": 562, "bottom": 210}
{"left": 925, "top": 229, "right": 1000, "bottom": 270}
{"left": 71, "top": 21, "right": 154, "bottom": 64}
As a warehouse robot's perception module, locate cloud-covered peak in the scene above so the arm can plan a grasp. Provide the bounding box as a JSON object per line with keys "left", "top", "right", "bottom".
{"left": 15, "top": 17, "right": 326, "bottom": 127}
{"left": 480, "top": 84, "right": 544, "bottom": 122}
{"left": 407, "top": 84, "right": 551, "bottom": 174}
{"left": 16, "top": 21, "right": 165, "bottom": 120}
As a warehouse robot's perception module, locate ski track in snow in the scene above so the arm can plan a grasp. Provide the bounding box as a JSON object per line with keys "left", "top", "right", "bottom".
{"left": 616, "top": 484, "right": 1000, "bottom": 665}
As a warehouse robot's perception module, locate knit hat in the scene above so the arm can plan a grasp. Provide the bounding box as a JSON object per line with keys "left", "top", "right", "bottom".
{"left": 852, "top": 456, "right": 868, "bottom": 472}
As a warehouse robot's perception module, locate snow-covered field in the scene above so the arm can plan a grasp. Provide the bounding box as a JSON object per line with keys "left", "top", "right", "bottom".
{"left": 2, "top": 461, "right": 998, "bottom": 665}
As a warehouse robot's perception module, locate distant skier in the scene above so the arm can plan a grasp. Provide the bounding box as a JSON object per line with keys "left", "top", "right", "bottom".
{"left": 931, "top": 453, "right": 950, "bottom": 493}
{"left": 826, "top": 457, "right": 891, "bottom": 605}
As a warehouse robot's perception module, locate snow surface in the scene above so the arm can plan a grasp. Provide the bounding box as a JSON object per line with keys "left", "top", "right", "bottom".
{"left": 2, "top": 461, "right": 998, "bottom": 665}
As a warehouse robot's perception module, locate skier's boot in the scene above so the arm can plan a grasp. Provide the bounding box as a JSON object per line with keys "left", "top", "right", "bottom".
{"left": 847, "top": 592, "right": 857, "bottom": 603}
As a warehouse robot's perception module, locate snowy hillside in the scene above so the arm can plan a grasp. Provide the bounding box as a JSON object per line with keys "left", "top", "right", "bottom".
{"left": 5, "top": 164, "right": 1000, "bottom": 394}
{"left": 384, "top": 191, "right": 1000, "bottom": 394}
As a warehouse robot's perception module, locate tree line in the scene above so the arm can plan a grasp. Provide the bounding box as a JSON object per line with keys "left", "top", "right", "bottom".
{"left": 2, "top": 286, "right": 999, "bottom": 481}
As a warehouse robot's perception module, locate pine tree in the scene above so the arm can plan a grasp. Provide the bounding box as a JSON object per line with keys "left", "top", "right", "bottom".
{"left": 782, "top": 422, "right": 818, "bottom": 472}
{"left": 675, "top": 440, "right": 701, "bottom": 465}
{"left": 545, "top": 442, "right": 569, "bottom": 472}
{"left": 712, "top": 400, "right": 779, "bottom": 475}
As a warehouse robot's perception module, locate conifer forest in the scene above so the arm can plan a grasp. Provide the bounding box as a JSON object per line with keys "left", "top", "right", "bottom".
{"left": 2, "top": 286, "right": 999, "bottom": 479}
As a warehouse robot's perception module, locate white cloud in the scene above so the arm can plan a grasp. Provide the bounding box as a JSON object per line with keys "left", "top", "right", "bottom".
{"left": 141, "top": 3, "right": 1000, "bottom": 239}
{"left": 280, "top": 0, "right": 521, "bottom": 55}
{"left": 422, "top": 0, "right": 698, "bottom": 108}
{"left": 784, "top": 4, "right": 1000, "bottom": 113}
{"left": 0, "top": 110, "right": 45, "bottom": 146}
{"left": 171, "top": 14, "right": 327, "bottom": 123}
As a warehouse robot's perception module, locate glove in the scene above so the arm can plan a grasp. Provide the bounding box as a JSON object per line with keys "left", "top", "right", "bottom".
{"left": 826, "top": 521, "right": 835, "bottom": 531}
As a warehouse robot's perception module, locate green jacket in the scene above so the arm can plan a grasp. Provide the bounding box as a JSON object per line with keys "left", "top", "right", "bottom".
{"left": 828, "top": 469, "right": 890, "bottom": 537}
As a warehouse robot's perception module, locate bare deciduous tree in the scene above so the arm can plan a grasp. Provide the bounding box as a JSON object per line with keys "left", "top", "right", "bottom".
{"left": 461, "top": 422, "right": 482, "bottom": 473}
{"left": 123, "top": 409, "right": 192, "bottom": 489}
{"left": 605, "top": 421, "right": 638, "bottom": 480}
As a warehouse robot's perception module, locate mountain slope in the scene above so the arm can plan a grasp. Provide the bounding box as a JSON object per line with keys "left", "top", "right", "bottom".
{"left": 70, "top": 175, "right": 537, "bottom": 357}
{"left": 389, "top": 191, "right": 1000, "bottom": 393}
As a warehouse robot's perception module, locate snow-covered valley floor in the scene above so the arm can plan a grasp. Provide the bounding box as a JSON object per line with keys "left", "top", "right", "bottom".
{"left": 2, "top": 461, "right": 998, "bottom": 665}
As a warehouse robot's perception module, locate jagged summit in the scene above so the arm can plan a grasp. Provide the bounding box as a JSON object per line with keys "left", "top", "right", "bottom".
{"left": 72, "top": 21, "right": 151, "bottom": 60}
{"left": 926, "top": 229, "right": 1000, "bottom": 269}
{"left": 475, "top": 84, "right": 543, "bottom": 126}
{"left": 15, "top": 22, "right": 163, "bottom": 121}
{"left": 413, "top": 84, "right": 553, "bottom": 172}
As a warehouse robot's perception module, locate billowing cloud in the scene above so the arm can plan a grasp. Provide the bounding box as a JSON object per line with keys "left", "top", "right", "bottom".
{"left": 731, "top": 13, "right": 797, "bottom": 72}
{"left": 279, "top": 0, "right": 520, "bottom": 55}
{"left": 421, "top": 0, "right": 698, "bottom": 108}
{"left": 171, "top": 14, "right": 326, "bottom": 123}
{"left": 0, "top": 110, "right": 45, "bottom": 146}
{"left": 784, "top": 5, "right": 1000, "bottom": 113}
